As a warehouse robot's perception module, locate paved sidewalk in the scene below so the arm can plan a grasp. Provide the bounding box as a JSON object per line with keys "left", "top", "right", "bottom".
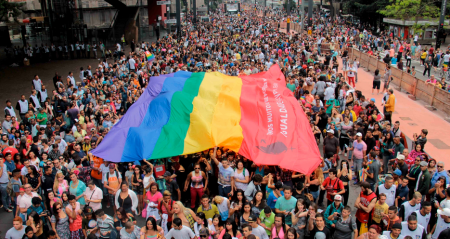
{"left": 346, "top": 60, "right": 450, "bottom": 166}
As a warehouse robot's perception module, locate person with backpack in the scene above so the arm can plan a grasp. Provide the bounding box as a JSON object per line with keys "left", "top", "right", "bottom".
{"left": 244, "top": 174, "right": 264, "bottom": 202}
{"left": 8, "top": 169, "right": 22, "bottom": 215}
{"left": 333, "top": 205, "right": 358, "bottom": 239}
{"left": 324, "top": 194, "right": 344, "bottom": 230}
{"left": 103, "top": 163, "right": 122, "bottom": 215}
{"left": 0, "top": 155, "right": 13, "bottom": 212}
{"left": 233, "top": 160, "right": 250, "bottom": 191}
{"left": 320, "top": 168, "right": 345, "bottom": 206}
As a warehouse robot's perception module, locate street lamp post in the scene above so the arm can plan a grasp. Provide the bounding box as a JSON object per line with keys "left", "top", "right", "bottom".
{"left": 287, "top": 0, "right": 290, "bottom": 33}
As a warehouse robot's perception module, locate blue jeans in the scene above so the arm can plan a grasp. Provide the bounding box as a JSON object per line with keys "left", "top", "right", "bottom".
{"left": 0, "top": 183, "right": 11, "bottom": 209}
{"left": 218, "top": 185, "right": 232, "bottom": 197}
{"left": 311, "top": 190, "right": 319, "bottom": 202}
{"left": 13, "top": 197, "right": 17, "bottom": 215}
{"left": 354, "top": 158, "right": 363, "bottom": 181}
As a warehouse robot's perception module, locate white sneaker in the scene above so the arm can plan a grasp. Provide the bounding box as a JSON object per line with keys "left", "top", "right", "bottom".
{"left": 344, "top": 153, "right": 347, "bottom": 157}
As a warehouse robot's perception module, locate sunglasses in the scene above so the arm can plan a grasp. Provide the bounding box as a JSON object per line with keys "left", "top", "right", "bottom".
{"left": 56, "top": 207, "right": 62, "bottom": 210}
{"left": 438, "top": 166, "right": 444, "bottom": 168}
{"left": 195, "top": 167, "right": 200, "bottom": 169}
{"left": 200, "top": 236, "right": 207, "bottom": 238}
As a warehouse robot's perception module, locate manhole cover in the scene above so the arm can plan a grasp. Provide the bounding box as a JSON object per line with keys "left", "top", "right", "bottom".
{"left": 408, "top": 123, "right": 417, "bottom": 126}
{"left": 399, "top": 117, "right": 412, "bottom": 121}
{"left": 428, "top": 139, "right": 450, "bottom": 149}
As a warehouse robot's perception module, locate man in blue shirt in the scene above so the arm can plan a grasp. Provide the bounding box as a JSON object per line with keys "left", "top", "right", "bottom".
{"left": 4, "top": 152, "right": 16, "bottom": 175}
{"left": 431, "top": 161, "right": 450, "bottom": 186}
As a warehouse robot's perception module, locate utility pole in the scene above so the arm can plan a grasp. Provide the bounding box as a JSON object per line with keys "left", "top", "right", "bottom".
{"left": 308, "top": 0, "right": 313, "bottom": 26}
{"left": 300, "top": 0, "right": 304, "bottom": 35}
{"left": 193, "top": 0, "right": 197, "bottom": 25}
{"left": 176, "top": 0, "right": 181, "bottom": 40}
{"left": 264, "top": 0, "right": 266, "bottom": 17}
{"left": 287, "top": 0, "right": 290, "bottom": 33}
{"left": 437, "top": 0, "right": 447, "bottom": 49}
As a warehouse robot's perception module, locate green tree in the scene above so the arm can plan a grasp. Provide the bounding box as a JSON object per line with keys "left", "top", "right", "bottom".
{"left": 343, "top": 0, "right": 390, "bottom": 27}
{"left": 378, "top": 0, "right": 440, "bottom": 34}
{"left": 0, "top": 0, "right": 24, "bottom": 22}
{"left": 284, "top": 0, "right": 296, "bottom": 11}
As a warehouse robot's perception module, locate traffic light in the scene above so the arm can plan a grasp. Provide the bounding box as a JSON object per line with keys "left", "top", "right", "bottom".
{"left": 308, "top": 17, "right": 312, "bottom": 26}
{"left": 438, "top": 23, "right": 445, "bottom": 38}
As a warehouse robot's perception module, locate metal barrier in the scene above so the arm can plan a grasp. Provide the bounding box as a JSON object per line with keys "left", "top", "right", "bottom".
{"left": 350, "top": 48, "right": 450, "bottom": 114}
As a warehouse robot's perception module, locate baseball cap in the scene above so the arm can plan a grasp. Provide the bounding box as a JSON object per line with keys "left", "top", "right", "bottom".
{"left": 163, "top": 171, "right": 172, "bottom": 177}
{"left": 334, "top": 195, "right": 342, "bottom": 201}
{"left": 199, "top": 228, "right": 210, "bottom": 236}
{"left": 84, "top": 206, "right": 94, "bottom": 215}
{"left": 370, "top": 98, "right": 376, "bottom": 102}
{"left": 109, "top": 163, "right": 116, "bottom": 169}
{"left": 438, "top": 208, "right": 450, "bottom": 217}
{"left": 247, "top": 214, "right": 257, "bottom": 222}
{"left": 397, "top": 154, "right": 405, "bottom": 160}
{"left": 327, "top": 129, "right": 334, "bottom": 134}
{"left": 84, "top": 136, "right": 90, "bottom": 140}
{"left": 394, "top": 169, "right": 402, "bottom": 176}
{"left": 356, "top": 132, "right": 362, "bottom": 137}
{"left": 420, "top": 161, "right": 428, "bottom": 167}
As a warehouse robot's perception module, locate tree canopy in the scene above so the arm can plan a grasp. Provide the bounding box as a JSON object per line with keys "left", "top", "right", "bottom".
{"left": 0, "top": 0, "right": 24, "bottom": 22}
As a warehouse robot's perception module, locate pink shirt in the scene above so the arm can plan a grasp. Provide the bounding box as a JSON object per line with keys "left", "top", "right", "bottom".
{"left": 352, "top": 140, "right": 367, "bottom": 159}
{"left": 19, "top": 192, "right": 39, "bottom": 210}
{"left": 146, "top": 191, "right": 162, "bottom": 204}
{"left": 84, "top": 186, "right": 103, "bottom": 211}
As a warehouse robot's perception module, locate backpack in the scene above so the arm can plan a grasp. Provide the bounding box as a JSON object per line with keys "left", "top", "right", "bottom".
{"left": 6, "top": 180, "right": 20, "bottom": 198}
{"left": 234, "top": 167, "right": 246, "bottom": 177}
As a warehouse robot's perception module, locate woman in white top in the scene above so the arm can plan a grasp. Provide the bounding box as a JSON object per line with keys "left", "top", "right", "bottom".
{"left": 142, "top": 163, "right": 155, "bottom": 192}
{"left": 213, "top": 196, "right": 230, "bottom": 221}
{"left": 233, "top": 161, "right": 250, "bottom": 191}
{"left": 194, "top": 212, "right": 214, "bottom": 237}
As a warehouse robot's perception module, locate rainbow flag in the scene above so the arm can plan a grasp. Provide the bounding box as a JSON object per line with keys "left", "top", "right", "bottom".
{"left": 145, "top": 51, "right": 155, "bottom": 61}
{"left": 91, "top": 65, "right": 321, "bottom": 174}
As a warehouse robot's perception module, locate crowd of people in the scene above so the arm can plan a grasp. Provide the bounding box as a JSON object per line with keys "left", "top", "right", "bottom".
{"left": 355, "top": 30, "right": 450, "bottom": 91}
{"left": 1, "top": 5, "right": 450, "bottom": 239}
{"left": 3, "top": 34, "right": 133, "bottom": 65}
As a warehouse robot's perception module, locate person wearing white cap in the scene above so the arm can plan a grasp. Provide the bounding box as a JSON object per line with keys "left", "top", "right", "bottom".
{"left": 324, "top": 194, "right": 344, "bottom": 229}
{"left": 431, "top": 208, "right": 450, "bottom": 239}
{"left": 323, "top": 129, "right": 339, "bottom": 159}
{"left": 350, "top": 132, "right": 366, "bottom": 183}
{"left": 324, "top": 82, "right": 335, "bottom": 101}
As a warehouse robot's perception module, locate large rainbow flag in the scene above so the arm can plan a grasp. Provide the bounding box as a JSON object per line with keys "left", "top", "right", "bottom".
{"left": 145, "top": 51, "right": 155, "bottom": 61}
{"left": 91, "top": 65, "right": 321, "bottom": 174}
